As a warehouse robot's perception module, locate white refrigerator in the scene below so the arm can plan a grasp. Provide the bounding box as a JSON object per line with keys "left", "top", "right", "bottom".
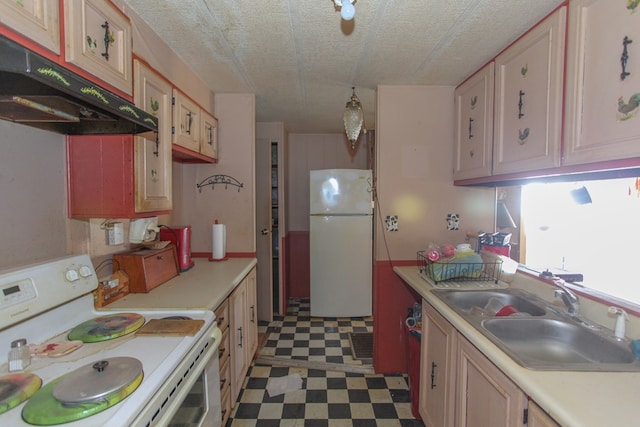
{"left": 310, "top": 169, "right": 373, "bottom": 317}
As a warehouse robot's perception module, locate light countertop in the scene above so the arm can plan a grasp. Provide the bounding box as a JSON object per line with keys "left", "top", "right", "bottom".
{"left": 394, "top": 266, "right": 639, "bottom": 427}
{"left": 102, "top": 257, "right": 257, "bottom": 312}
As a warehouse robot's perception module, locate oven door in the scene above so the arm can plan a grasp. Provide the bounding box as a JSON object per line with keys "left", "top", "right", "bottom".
{"left": 167, "top": 353, "right": 221, "bottom": 427}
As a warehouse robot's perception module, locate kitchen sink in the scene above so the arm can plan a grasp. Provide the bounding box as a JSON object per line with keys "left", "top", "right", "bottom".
{"left": 482, "top": 318, "right": 638, "bottom": 370}
{"left": 433, "top": 289, "right": 547, "bottom": 317}
{"left": 431, "top": 288, "right": 640, "bottom": 371}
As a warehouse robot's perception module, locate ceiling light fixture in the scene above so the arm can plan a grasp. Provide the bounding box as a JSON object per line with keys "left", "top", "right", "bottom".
{"left": 343, "top": 87, "right": 364, "bottom": 150}
{"left": 333, "top": 0, "right": 357, "bottom": 21}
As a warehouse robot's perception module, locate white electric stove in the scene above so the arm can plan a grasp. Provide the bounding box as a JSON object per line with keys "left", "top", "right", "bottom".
{"left": 0, "top": 254, "right": 221, "bottom": 426}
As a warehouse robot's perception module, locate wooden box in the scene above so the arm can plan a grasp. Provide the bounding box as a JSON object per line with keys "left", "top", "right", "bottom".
{"left": 113, "top": 245, "right": 179, "bottom": 293}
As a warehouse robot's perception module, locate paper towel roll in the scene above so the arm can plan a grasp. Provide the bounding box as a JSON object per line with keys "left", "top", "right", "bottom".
{"left": 212, "top": 223, "right": 226, "bottom": 260}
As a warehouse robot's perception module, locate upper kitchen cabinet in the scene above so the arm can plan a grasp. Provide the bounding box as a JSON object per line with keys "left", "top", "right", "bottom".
{"left": 172, "top": 88, "right": 218, "bottom": 163}
{"left": 454, "top": 62, "right": 494, "bottom": 180}
{"left": 200, "top": 110, "right": 219, "bottom": 159}
{"left": 564, "top": 0, "right": 640, "bottom": 165}
{"left": 492, "top": 7, "right": 565, "bottom": 176}
{"left": 133, "top": 60, "right": 172, "bottom": 213}
{"left": 63, "top": 0, "right": 133, "bottom": 96}
{"left": 0, "top": 0, "right": 60, "bottom": 54}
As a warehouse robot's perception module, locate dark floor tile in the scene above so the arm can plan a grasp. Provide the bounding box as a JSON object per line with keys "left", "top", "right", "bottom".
{"left": 275, "top": 348, "right": 293, "bottom": 356}
{"left": 282, "top": 403, "right": 306, "bottom": 419}
{"left": 325, "top": 356, "right": 344, "bottom": 364}
{"left": 400, "top": 419, "right": 426, "bottom": 426}
{"left": 325, "top": 339, "right": 341, "bottom": 347}
{"left": 308, "top": 347, "right": 326, "bottom": 356}
{"left": 326, "top": 377, "right": 347, "bottom": 389}
{"left": 327, "top": 403, "right": 351, "bottom": 418}
{"left": 269, "top": 366, "right": 291, "bottom": 377}
{"left": 353, "top": 420, "right": 377, "bottom": 427}
{"left": 304, "top": 420, "right": 328, "bottom": 427}
{"left": 255, "top": 421, "right": 282, "bottom": 427}
{"left": 390, "top": 388, "right": 411, "bottom": 402}
{"left": 365, "top": 377, "right": 388, "bottom": 389}
{"left": 306, "top": 389, "right": 328, "bottom": 403}
{"left": 245, "top": 377, "right": 269, "bottom": 389}
{"left": 348, "top": 389, "right": 371, "bottom": 403}
{"left": 307, "top": 369, "right": 326, "bottom": 377}
{"left": 309, "top": 333, "right": 325, "bottom": 340}
{"left": 233, "top": 402, "right": 261, "bottom": 418}
{"left": 372, "top": 403, "right": 399, "bottom": 419}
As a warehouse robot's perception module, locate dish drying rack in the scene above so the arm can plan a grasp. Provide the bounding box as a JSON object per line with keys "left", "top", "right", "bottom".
{"left": 417, "top": 250, "right": 504, "bottom": 288}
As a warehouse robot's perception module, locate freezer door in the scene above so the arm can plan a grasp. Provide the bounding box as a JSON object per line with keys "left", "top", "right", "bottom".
{"left": 310, "top": 215, "right": 372, "bottom": 317}
{"left": 310, "top": 169, "right": 372, "bottom": 215}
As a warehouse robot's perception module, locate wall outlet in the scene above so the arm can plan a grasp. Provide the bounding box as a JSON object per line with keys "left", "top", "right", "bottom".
{"left": 106, "top": 222, "right": 124, "bottom": 245}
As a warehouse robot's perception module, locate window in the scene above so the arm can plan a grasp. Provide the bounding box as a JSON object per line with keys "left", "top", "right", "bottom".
{"left": 520, "top": 177, "right": 640, "bottom": 305}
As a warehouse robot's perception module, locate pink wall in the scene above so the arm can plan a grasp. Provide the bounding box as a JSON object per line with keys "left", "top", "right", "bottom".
{"left": 171, "top": 94, "right": 256, "bottom": 255}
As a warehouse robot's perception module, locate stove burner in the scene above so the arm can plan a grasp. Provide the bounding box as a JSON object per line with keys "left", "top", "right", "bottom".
{"left": 162, "top": 315, "right": 192, "bottom": 320}
{"left": 67, "top": 313, "right": 145, "bottom": 343}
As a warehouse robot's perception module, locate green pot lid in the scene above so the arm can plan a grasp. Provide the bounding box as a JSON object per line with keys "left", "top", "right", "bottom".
{"left": 0, "top": 373, "right": 42, "bottom": 415}
{"left": 67, "top": 313, "right": 144, "bottom": 343}
{"left": 22, "top": 358, "right": 143, "bottom": 425}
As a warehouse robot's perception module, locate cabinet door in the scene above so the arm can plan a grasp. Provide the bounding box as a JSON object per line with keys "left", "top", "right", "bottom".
{"left": 564, "top": 0, "right": 640, "bottom": 165}
{"left": 493, "top": 7, "right": 565, "bottom": 175}
{"left": 528, "top": 400, "right": 560, "bottom": 427}
{"left": 454, "top": 63, "right": 494, "bottom": 180}
{"left": 456, "top": 336, "right": 526, "bottom": 427}
{"left": 229, "top": 278, "right": 247, "bottom": 403}
{"left": 245, "top": 267, "right": 258, "bottom": 361}
{"left": 201, "top": 111, "right": 219, "bottom": 160}
{"left": 133, "top": 61, "right": 172, "bottom": 213}
{"left": 420, "top": 302, "right": 456, "bottom": 427}
{"left": 172, "top": 89, "right": 201, "bottom": 152}
{"left": 0, "top": 0, "right": 60, "bottom": 54}
{"left": 63, "top": 0, "right": 132, "bottom": 95}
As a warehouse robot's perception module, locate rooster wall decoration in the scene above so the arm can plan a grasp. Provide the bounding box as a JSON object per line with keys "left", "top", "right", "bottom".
{"left": 617, "top": 93, "right": 640, "bottom": 120}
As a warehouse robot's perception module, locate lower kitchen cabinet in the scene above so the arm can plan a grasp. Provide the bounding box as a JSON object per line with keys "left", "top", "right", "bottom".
{"left": 527, "top": 401, "right": 560, "bottom": 427}
{"left": 420, "top": 300, "right": 556, "bottom": 427}
{"left": 214, "top": 299, "right": 231, "bottom": 426}
{"left": 420, "top": 302, "right": 457, "bottom": 426}
{"left": 456, "top": 335, "right": 526, "bottom": 427}
{"left": 229, "top": 266, "right": 258, "bottom": 404}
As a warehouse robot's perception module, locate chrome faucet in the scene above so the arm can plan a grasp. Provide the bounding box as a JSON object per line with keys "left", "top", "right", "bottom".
{"left": 552, "top": 278, "right": 580, "bottom": 315}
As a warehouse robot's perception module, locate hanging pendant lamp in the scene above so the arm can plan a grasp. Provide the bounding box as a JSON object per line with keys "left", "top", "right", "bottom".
{"left": 343, "top": 87, "right": 364, "bottom": 149}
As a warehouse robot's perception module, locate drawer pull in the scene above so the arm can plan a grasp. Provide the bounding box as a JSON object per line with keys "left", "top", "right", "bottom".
{"left": 219, "top": 347, "right": 225, "bottom": 357}
{"left": 101, "top": 21, "right": 111, "bottom": 61}
{"left": 219, "top": 378, "right": 226, "bottom": 390}
{"left": 622, "top": 36, "right": 633, "bottom": 80}
{"left": 430, "top": 361, "right": 437, "bottom": 389}
{"left": 518, "top": 90, "right": 525, "bottom": 119}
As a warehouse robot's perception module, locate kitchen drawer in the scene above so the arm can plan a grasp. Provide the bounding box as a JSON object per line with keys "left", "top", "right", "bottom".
{"left": 113, "top": 246, "right": 179, "bottom": 293}
{"left": 220, "top": 380, "right": 231, "bottom": 426}
{"left": 219, "top": 327, "right": 230, "bottom": 370}
{"left": 215, "top": 299, "right": 229, "bottom": 332}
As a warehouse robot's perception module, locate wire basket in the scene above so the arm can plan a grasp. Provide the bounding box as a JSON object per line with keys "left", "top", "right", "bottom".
{"left": 417, "top": 250, "right": 502, "bottom": 284}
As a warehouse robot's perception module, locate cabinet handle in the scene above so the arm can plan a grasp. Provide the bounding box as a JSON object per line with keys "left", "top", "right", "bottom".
{"left": 218, "top": 346, "right": 225, "bottom": 357}
{"left": 101, "top": 21, "right": 111, "bottom": 61}
{"left": 430, "top": 361, "right": 437, "bottom": 389}
{"left": 219, "top": 378, "right": 226, "bottom": 390}
{"left": 185, "top": 112, "right": 193, "bottom": 135}
{"left": 621, "top": 36, "right": 633, "bottom": 80}
{"left": 468, "top": 117, "right": 474, "bottom": 139}
{"left": 250, "top": 305, "right": 255, "bottom": 322}
{"left": 221, "top": 409, "right": 227, "bottom": 418}
{"left": 156, "top": 255, "right": 163, "bottom": 260}
{"left": 217, "top": 316, "right": 225, "bottom": 324}
{"left": 207, "top": 125, "right": 213, "bottom": 146}
{"left": 518, "top": 90, "right": 525, "bottom": 119}
{"left": 153, "top": 132, "right": 159, "bottom": 157}
{"left": 238, "top": 326, "right": 243, "bottom": 347}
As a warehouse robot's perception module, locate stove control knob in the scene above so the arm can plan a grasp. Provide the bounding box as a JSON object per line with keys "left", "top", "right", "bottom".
{"left": 65, "top": 269, "right": 79, "bottom": 282}
{"left": 79, "top": 265, "right": 93, "bottom": 278}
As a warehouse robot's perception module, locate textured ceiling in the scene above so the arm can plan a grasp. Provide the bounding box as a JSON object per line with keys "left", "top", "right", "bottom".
{"left": 123, "top": 0, "right": 564, "bottom": 133}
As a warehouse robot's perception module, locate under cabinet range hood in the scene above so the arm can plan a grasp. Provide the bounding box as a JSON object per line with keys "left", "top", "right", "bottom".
{"left": 0, "top": 35, "right": 157, "bottom": 135}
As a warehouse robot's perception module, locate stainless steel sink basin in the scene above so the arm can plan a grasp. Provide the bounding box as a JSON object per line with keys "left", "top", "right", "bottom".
{"left": 433, "top": 289, "right": 547, "bottom": 316}
{"left": 431, "top": 287, "right": 640, "bottom": 371}
{"left": 482, "top": 318, "right": 638, "bottom": 370}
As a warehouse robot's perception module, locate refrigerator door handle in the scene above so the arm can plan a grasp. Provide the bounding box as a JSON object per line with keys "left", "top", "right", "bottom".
{"left": 261, "top": 228, "right": 270, "bottom": 235}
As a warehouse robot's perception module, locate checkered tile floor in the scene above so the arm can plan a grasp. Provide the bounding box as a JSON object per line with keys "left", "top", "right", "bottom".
{"left": 258, "top": 298, "right": 374, "bottom": 368}
{"left": 226, "top": 298, "right": 424, "bottom": 426}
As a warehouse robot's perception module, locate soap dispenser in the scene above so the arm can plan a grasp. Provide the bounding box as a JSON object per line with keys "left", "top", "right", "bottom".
{"left": 609, "top": 307, "right": 628, "bottom": 340}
